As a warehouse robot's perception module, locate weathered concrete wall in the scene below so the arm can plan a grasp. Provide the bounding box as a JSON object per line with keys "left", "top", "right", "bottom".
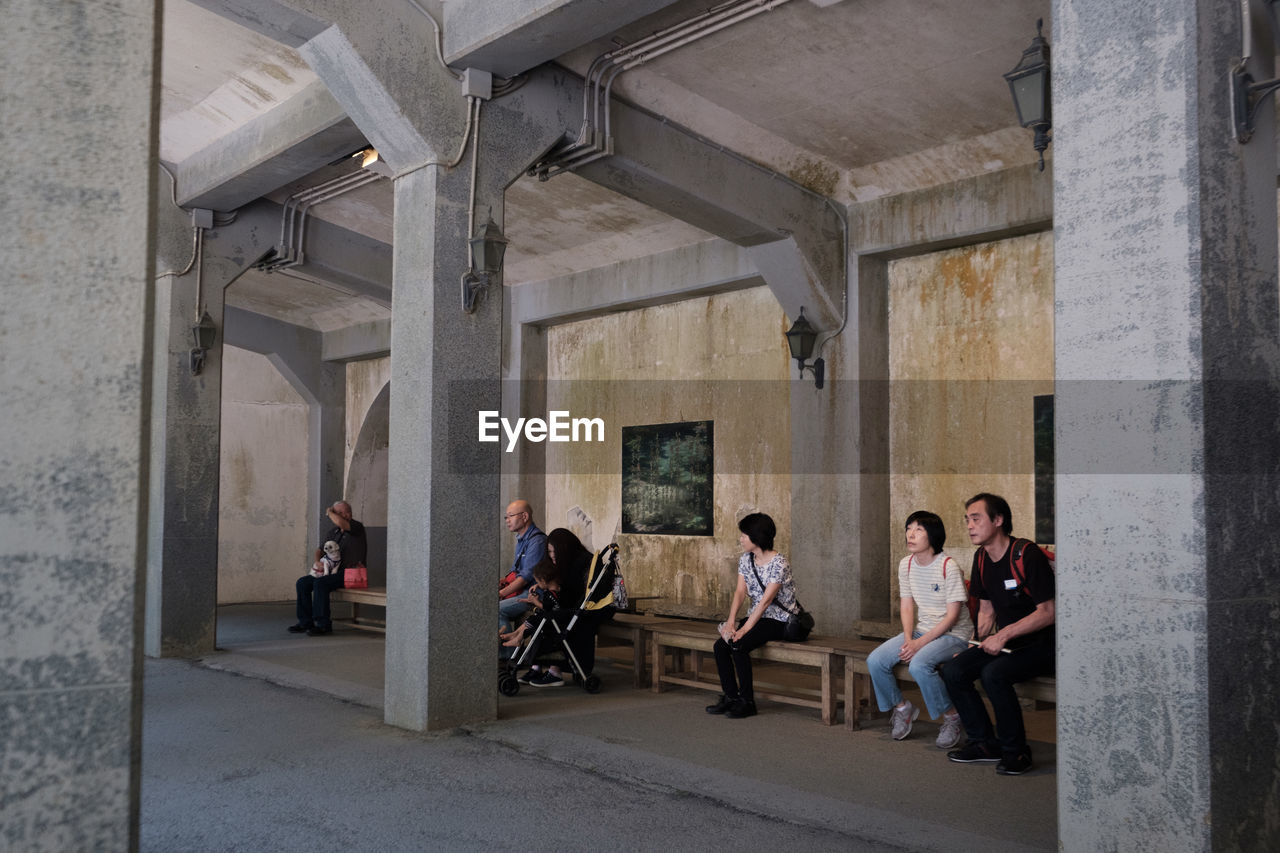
{"left": 545, "top": 286, "right": 790, "bottom": 617}
{"left": 886, "top": 232, "right": 1053, "bottom": 602}
{"left": 344, "top": 355, "right": 391, "bottom": 493}
{"left": 1, "top": 1, "right": 159, "bottom": 847}
{"left": 217, "top": 346, "right": 310, "bottom": 603}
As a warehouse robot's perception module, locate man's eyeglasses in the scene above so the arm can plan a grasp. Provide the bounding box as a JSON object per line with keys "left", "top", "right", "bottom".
{"left": 504, "top": 512, "right": 526, "bottom": 519}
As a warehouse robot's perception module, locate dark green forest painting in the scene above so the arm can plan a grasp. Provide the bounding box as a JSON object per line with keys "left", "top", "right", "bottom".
{"left": 622, "top": 420, "right": 714, "bottom": 536}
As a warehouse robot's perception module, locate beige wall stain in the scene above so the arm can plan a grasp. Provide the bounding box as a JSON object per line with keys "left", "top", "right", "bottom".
{"left": 217, "top": 346, "right": 309, "bottom": 604}
{"left": 886, "top": 231, "right": 1053, "bottom": 609}
{"left": 544, "top": 286, "right": 791, "bottom": 617}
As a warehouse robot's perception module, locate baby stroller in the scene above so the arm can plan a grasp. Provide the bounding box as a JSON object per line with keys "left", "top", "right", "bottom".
{"left": 498, "top": 542, "right": 624, "bottom": 696}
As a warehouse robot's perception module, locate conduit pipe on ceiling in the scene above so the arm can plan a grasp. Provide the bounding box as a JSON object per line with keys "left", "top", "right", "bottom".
{"left": 530, "top": 0, "right": 792, "bottom": 180}
{"left": 261, "top": 167, "right": 384, "bottom": 272}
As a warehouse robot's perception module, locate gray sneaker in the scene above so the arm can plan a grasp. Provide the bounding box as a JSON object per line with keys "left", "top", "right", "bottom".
{"left": 936, "top": 714, "right": 963, "bottom": 749}
{"left": 890, "top": 700, "right": 919, "bottom": 740}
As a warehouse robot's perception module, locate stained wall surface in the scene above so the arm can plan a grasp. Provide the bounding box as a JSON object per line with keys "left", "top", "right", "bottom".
{"left": 886, "top": 231, "right": 1053, "bottom": 603}
{"left": 545, "top": 286, "right": 791, "bottom": 616}
{"left": 345, "top": 355, "right": 391, "bottom": 503}
{"left": 217, "top": 346, "right": 310, "bottom": 603}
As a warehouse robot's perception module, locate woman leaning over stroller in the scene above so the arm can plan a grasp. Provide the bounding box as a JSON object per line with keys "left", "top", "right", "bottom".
{"left": 706, "top": 512, "right": 798, "bottom": 719}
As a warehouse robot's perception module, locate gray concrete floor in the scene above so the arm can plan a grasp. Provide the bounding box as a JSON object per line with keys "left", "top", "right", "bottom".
{"left": 140, "top": 603, "right": 1058, "bottom": 852}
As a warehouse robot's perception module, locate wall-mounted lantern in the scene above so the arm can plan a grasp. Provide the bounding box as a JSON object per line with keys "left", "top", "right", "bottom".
{"left": 461, "top": 214, "right": 509, "bottom": 313}
{"left": 1004, "top": 18, "right": 1052, "bottom": 170}
{"left": 785, "top": 307, "right": 824, "bottom": 389}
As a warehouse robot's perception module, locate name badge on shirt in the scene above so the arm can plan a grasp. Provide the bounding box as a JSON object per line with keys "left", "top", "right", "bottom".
{"left": 1004, "top": 578, "right": 1018, "bottom": 590}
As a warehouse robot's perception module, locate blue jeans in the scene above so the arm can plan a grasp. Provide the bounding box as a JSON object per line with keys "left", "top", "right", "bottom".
{"left": 499, "top": 596, "right": 530, "bottom": 632}
{"left": 867, "top": 631, "right": 967, "bottom": 719}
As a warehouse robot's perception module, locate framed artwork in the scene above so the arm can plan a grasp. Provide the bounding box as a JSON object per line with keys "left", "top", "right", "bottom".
{"left": 1034, "top": 394, "right": 1055, "bottom": 544}
{"left": 622, "top": 420, "right": 714, "bottom": 536}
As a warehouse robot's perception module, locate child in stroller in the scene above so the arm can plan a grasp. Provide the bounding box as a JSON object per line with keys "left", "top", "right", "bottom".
{"left": 499, "top": 531, "right": 621, "bottom": 695}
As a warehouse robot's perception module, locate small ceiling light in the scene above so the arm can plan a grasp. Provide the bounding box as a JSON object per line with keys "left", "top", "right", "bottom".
{"left": 785, "top": 307, "right": 824, "bottom": 389}
{"left": 190, "top": 311, "right": 216, "bottom": 376}
{"left": 1004, "top": 18, "right": 1052, "bottom": 171}
{"left": 461, "top": 214, "right": 509, "bottom": 313}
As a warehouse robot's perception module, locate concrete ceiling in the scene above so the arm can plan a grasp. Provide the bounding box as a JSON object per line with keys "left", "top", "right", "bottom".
{"left": 160, "top": 0, "right": 1050, "bottom": 331}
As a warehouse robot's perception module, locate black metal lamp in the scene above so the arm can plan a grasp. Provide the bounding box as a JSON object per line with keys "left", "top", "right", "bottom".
{"left": 785, "top": 307, "right": 824, "bottom": 389}
{"left": 461, "top": 214, "right": 509, "bottom": 313}
{"left": 190, "top": 311, "right": 216, "bottom": 376}
{"left": 1004, "top": 18, "right": 1052, "bottom": 171}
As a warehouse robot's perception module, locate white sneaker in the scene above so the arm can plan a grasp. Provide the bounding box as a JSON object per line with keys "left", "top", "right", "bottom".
{"left": 890, "top": 700, "right": 919, "bottom": 740}
{"left": 936, "top": 713, "right": 963, "bottom": 749}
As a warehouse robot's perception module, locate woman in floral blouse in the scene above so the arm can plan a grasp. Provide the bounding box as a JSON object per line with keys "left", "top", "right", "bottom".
{"left": 705, "top": 512, "right": 799, "bottom": 719}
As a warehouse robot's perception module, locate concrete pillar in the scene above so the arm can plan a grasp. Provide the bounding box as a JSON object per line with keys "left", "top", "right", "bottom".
{"left": 790, "top": 249, "right": 891, "bottom": 630}
{"left": 146, "top": 204, "right": 275, "bottom": 657}
{"left": 1053, "top": 1, "right": 1280, "bottom": 849}
{"left": 0, "top": 1, "right": 159, "bottom": 848}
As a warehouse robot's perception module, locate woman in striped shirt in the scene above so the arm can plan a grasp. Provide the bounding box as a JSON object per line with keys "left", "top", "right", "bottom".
{"left": 866, "top": 510, "right": 973, "bottom": 747}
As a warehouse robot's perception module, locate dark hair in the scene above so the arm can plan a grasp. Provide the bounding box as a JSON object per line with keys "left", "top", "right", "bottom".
{"left": 965, "top": 493, "right": 1013, "bottom": 535}
{"left": 904, "top": 510, "right": 946, "bottom": 553}
{"left": 546, "top": 528, "right": 592, "bottom": 567}
{"left": 532, "top": 556, "right": 560, "bottom": 587}
{"left": 737, "top": 513, "right": 776, "bottom": 551}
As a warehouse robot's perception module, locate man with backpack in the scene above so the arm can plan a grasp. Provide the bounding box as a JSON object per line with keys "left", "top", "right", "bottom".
{"left": 941, "top": 493, "right": 1055, "bottom": 775}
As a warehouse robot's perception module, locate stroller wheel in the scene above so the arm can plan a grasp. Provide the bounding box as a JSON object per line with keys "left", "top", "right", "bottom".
{"left": 584, "top": 675, "right": 602, "bottom": 694}
{"left": 498, "top": 673, "right": 520, "bottom": 696}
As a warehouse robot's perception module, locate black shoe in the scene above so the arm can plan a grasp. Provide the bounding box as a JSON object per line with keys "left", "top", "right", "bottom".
{"left": 996, "top": 752, "right": 1034, "bottom": 776}
{"left": 726, "top": 698, "right": 757, "bottom": 718}
{"left": 705, "top": 694, "right": 735, "bottom": 714}
{"left": 947, "top": 741, "right": 1001, "bottom": 763}
{"left": 287, "top": 623, "right": 311, "bottom": 633}
{"left": 306, "top": 625, "right": 332, "bottom": 636}
{"left": 517, "top": 668, "right": 539, "bottom": 685}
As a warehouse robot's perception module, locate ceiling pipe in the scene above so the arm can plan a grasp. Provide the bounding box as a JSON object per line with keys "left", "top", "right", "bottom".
{"left": 531, "top": 0, "right": 793, "bottom": 181}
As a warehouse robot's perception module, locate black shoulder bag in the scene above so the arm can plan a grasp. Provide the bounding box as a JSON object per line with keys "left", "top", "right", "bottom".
{"left": 749, "top": 556, "right": 815, "bottom": 642}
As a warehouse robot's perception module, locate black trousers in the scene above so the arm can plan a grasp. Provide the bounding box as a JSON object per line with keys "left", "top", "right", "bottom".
{"left": 941, "top": 632, "right": 1055, "bottom": 758}
{"left": 296, "top": 573, "right": 343, "bottom": 629}
{"left": 713, "top": 617, "right": 787, "bottom": 701}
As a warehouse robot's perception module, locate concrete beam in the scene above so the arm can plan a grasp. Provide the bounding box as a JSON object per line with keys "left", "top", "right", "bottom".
{"left": 508, "top": 238, "right": 762, "bottom": 327}
{"left": 506, "top": 67, "right": 844, "bottom": 330}
{"left": 175, "top": 79, "right": 366, "bottom": 212}
{"left": 184, "top": 0, "right": 327, "bottom": 47}
{"left": 444, "top": 0, "right": 683, "bottom": 78}
{"left": 322, "top": 318, "right": 390, "bottom": 361}
{"left": 850, "top": 162, "right": 1053, "bottom": 258}
{"left": 233, "top": 198, "right": 392, "bottom": 303}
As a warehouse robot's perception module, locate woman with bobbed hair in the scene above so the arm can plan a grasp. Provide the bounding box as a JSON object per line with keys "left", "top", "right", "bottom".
{"left": 865, "top": 510, "right": 972, "bottom": 747}
{"left": 705, "top": 512, "right": 799, "bottom": 719}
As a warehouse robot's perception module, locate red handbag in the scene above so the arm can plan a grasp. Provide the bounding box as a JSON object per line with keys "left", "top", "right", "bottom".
{"left": 343, "top": 564, "right": 368, "bottom": 589}
{"left": 499, "top": 570, "right": 520, "bottom": 599}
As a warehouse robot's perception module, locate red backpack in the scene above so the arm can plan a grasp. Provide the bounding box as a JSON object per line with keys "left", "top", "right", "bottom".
{"left": 970, "top": 538, "right": 1056, "bottom": 622}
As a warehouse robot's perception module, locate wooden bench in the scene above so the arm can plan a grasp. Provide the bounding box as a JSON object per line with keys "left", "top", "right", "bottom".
{"left": 649, "top": 622, "right": 853, "bottom": 725}
{"left": 595, "top": 613, "right": 680, "bottom": 688}
{"left": 842, "top": 642, "right": 1057, "bottom": 731}
{"left": 330, "top": 586, "right": 387, "bottom": 632}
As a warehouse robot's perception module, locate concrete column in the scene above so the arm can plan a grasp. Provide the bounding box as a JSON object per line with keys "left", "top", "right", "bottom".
{"left": 384, "top": 164, "right": 503, "bottom": 730}
{"left": 145, "top": 205, "right": 274, "bottom": 657}
{"left": 0, "top": 1, "right": 160, "bottom": 848}
{"left": 1053, "top": 1, "right": 1280, "bottom": 849}
{"left": 790, "top": 249, "right": 891, "bottom": 630}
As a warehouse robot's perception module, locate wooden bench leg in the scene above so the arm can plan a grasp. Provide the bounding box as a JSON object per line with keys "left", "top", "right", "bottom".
{"left": 629, "top": 627, "right": 645, "bottom": 689}
{"left": 820, "top": 652, "right": 836, "bottom": 726}
{"left": 844, "top": 657, "right": 860, "bottom": 731}
{"left": 651, "top": 635, "right": 664, "bottom": 694}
